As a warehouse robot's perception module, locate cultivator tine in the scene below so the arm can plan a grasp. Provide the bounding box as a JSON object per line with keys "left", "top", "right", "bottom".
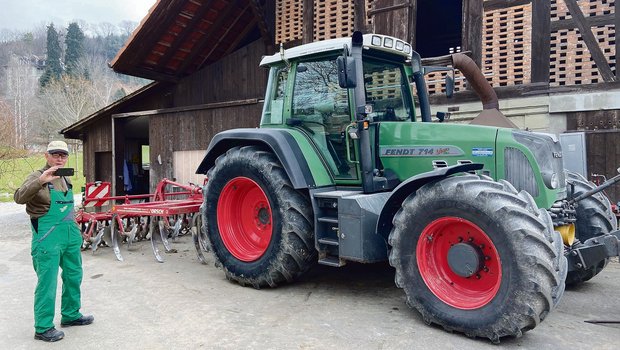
{"left": 92, "top": 224, "right": 107, "bottom": 253}
{"left": 158, "top": 219, "right": 174, "bottom": 252}
{"left": 150, "top": 218, "right": 164, "bottom": 263}
{"left": 191, "top": 212, "right": 208, "bottom": 264}
{"left": 110, "top": 225, "right": 123, "bottom": 262}
{"left": 125, "top": 221, "right": 138, "bottom": 250}
{"left": 171, "top": 216, "right": 183, "bottom": 240}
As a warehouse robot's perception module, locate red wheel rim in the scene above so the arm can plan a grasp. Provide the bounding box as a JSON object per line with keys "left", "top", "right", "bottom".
{"left": 416, "top": 217, "right": 502, "bottom": 309}
{"left": 217, "top": 177, "right": 273, "bottom": 262}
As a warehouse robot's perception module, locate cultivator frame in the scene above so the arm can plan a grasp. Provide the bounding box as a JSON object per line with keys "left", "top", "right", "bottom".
{"left": 75, "top": 178, "right": 206, "bottom": 263}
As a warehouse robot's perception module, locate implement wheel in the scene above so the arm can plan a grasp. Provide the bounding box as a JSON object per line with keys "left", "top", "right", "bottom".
{"left": 566, "top": 171, "right": 618, "bottom": 286}
{"left": 388, "top": 175, "right": 564, "bottom": 343}
{"left": 203, "top": 146, "right": 316, "bottom": 288}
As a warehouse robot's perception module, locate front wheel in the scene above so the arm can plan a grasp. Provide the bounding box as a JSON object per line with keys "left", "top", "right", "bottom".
{"left": 388, "top": 175, "right": 564, "bottom": 343}
{"left": 202, "top": 146, "right": 316, "bottom": 288}
{"left": 566, "top": 171, "right": 617, "bottom": 285}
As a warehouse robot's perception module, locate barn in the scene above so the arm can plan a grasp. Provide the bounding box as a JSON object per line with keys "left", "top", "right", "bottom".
{"left": 61, "top": 0, "right": 620, "bottom": 203}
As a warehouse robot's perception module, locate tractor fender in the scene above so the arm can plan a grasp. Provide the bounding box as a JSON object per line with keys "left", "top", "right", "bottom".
{"left": 195, "top": 128, "right": 315, "bottom": 189}
{"left": 376, "top": 163, "right": 484, "bottom": 240}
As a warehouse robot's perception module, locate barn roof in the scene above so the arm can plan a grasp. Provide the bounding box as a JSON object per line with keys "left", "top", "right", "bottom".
{"left": 110, "top": 0, "right": 271, "bottom": 82}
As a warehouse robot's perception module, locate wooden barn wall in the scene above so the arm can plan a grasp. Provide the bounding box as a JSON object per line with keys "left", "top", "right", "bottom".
{"left": 172, "top": 39, "right": 268, "bottom": 106}
{"left": 82, "top": 117, "right": 112, "bottom": 181}
{"left": 148, "top": 104, "right": 263, "bottom": 191}
{"left": 567, "top": 110, "right": 620, "bottom": 203}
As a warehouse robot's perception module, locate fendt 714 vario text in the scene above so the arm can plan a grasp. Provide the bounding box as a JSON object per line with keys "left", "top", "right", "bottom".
{"left": 194, "top": 32, "right": 620, "bottom": 343}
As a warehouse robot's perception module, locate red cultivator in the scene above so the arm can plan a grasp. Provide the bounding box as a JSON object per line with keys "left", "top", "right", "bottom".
{"left": 75, "top": 179, "right": 207, "bottom": 263}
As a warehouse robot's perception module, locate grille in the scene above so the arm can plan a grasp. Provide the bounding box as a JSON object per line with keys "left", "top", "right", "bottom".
{"left": 504, "top": 147, "right": 539, "bottom": 197}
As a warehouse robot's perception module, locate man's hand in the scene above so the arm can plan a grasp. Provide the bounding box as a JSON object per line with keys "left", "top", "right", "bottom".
{"left": 39, "top": 166, "right": 60, "bottom": 185}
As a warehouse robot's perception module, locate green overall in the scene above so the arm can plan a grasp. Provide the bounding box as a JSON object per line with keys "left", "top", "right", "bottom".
{"left": 30, "top": 182, "right": 83, "bottom": 333}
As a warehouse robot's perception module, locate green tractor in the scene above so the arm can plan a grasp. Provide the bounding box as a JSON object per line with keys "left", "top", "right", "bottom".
{"left": 196, "top": 32, "right": 620, "bottom": 342}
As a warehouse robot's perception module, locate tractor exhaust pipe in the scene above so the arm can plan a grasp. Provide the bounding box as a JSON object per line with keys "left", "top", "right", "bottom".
{"left": 451, "top": 53, "right": 499, "bottom": 110}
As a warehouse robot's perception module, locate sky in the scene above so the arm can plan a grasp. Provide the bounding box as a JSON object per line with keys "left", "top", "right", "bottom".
{"left": 0, "top": 0, "right": 156, "bottom": 32}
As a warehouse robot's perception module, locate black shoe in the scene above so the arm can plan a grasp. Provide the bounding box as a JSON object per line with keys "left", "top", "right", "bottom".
{"left": 34, "top": 327, "right": 64, "bottom": 342}
{"left": 61, "top": 315, "right": 94, "bottom": 327}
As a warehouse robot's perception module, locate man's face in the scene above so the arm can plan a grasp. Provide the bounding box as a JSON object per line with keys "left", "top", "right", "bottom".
{"left": 45, "top": 152, "right": 69, "bottom": 168}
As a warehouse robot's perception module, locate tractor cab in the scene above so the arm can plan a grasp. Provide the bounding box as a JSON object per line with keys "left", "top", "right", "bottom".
{"left": 259, "top": 33, "right": 417, "bottom": 190}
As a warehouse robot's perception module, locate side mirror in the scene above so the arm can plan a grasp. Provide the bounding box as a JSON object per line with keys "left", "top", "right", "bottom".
{"left": 445, "top": 75, "right": 454, "bottom": 98}
{"left": 337, "top": 56, "right": 357, "bottom": 88}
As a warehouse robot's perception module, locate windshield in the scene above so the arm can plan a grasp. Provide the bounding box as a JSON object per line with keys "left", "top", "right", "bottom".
{"left": 363, "top": 58, "right": 414, "bottom": 122}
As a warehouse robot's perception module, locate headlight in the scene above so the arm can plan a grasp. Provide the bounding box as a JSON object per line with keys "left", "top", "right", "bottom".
{"left": 542, "top": 171, "right": 559, "bottom": 189}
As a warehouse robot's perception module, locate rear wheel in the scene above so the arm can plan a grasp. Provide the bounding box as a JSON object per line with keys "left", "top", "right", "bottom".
{"left": 202, "top": 146, "right": 316, "bottom": 288}
{"left": 566, "top": 171, "right": 617, "bottom": 285}
{"left": 388, "top": 175, "right": 564, "bottom": 343}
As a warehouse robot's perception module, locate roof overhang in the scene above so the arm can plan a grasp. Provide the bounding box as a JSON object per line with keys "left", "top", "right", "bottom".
{"left": 61, "top": 82, "right": 164, "bottom": 139}
{"left": 110, "top": 0, "right": 272, "bottom": 82}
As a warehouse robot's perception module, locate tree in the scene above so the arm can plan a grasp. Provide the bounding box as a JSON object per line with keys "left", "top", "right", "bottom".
{"left": 39, "top": 24, "right": 63, "bottom": 88}
{"left": 64, "top": 22, "right": 85, "bottom": 77}
{"left": 39, "top": 74, "right": 95, "bottom": 134}
{"left": 2, "top": 55, "right": 40, "bottom": 148}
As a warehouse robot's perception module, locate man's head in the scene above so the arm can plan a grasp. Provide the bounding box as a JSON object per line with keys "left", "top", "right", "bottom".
{"left": 45, "top": 140, "right": 69, "bottom": 167}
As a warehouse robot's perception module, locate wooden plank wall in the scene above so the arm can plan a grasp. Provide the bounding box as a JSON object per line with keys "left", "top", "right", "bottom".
{"left": 148, "top": 104, "right": 262, "bottom": 191}
{"left": 567, "top": 110, "right": 620, "bottom": 203}
{"left": 172, "top": 39, "right": 268, "bottom": 106}
{"left": 585, "top": 130, "right": 620, "bottom": 204}
{"left": 82, "top": 117, "right": 113, "bottom": 181}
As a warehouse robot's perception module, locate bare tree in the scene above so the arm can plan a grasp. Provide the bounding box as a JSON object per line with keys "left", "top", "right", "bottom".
{"left": 94, "top": 22, "right": 118, "bottom": 38}
{"left": 118, "top": 20, "right": 138, "bottom": 37}
{"left": 2, "top": 55, "right": 40, "bottom": 148}
{"left": 39, "top": 74, "right": 96, "bottom": 134}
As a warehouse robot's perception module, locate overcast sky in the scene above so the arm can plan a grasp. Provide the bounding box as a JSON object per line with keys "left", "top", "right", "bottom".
{"left": 0, "top": 0, "right": 156, "bottom": 32}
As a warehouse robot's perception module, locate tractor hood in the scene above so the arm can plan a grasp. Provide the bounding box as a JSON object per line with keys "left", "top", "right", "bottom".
{"left": 377, "top": 122, "right": 499, "bottom": 181}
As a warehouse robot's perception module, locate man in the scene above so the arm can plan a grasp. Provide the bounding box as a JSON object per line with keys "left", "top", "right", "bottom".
{"left": 14, "top": 140, "right": 94, "bottom": 342}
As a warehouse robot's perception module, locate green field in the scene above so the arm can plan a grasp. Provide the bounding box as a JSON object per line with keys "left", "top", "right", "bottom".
{"left": 0, "top": 152, "right": 85, "bottom": 202}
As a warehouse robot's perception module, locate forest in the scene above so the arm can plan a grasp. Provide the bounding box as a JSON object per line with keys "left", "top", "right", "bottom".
{"left": 0, "top": 21, "right": 149, "bottom": 157}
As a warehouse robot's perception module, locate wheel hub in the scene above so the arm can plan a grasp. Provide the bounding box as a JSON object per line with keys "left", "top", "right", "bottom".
{"left": 447, "top": 243, "right": 484, "bottom": 278}
{"left": 256, "top": 206, "right": 270, "bottom": 226}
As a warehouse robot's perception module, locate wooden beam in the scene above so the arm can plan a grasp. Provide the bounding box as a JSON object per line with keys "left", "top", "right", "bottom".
{"left": 112, "top": 98, "right": 261, "bottom": 118}
{"left": 563, "top": 0, "right": 615, "bottom": 82}
{"left": 223, "top": 18, "right": 259, "bottom": 56}
{"left": 249, "top": 0, "right": 273, "bottom": 48}
{"left": 483, "top": 0, "right": 531, "bottom": 11}
{"left": 408, "top": 0, "right": 416, "bottom": 45}
{"left": 157, "top": 0, "right": 216, "bottom": 70}
{"left": 367, "top": 1, "right": 410, "bottom": 17}
{"left": 116, "top": 66, "right": 180, "bottom": 83}
{"left": 303, "top": 0, "right": 314, "bottom": 43}
{"left": 617, "top": 6, "right": 620, "bottom": 80}
{"left": 354, "top": 0, "right": 368, "bottom": 33}
{"left": 176, "top": 0, "right": 243, "bottom": 74}
{"left": 531, "top": 0, "right": 550, "bottom": 83}
{"left": 462, "top": 0, "right": 483, "bottom": 68}
{"left": 124, "top": 0, "right": 188, "bottom": 67}
{"left": 551, "top": 13, "right": 615, "bottom": 31}
{"left": 194, "top": 4, "right": 252, "bottom": 69}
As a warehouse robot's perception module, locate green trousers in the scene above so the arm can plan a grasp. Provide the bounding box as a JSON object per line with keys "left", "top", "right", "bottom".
{"left": 30, "top": 185, "right": 83, "bottom": 333}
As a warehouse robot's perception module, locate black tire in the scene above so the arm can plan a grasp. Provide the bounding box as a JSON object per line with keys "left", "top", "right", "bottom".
{"left": 202, "top": 146, "right": 316, "bottom": 288}
{"left": 566, "top": 171, "right": 617, "bottom": 286}
{"left": 498, "top": 179, "right": 566, "bottom": 308}
{"left": 388, "top": 175, "right": 563, "bottom": 343}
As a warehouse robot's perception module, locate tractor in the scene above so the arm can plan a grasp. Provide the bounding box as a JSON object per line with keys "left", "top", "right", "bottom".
{"left": 195, "top": 32, "right": 620, "bottom": 343}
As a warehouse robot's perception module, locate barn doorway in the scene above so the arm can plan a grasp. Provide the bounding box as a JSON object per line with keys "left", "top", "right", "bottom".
{"left": 415, "top": 0, "right": 463, "bottom": 57}
{"left": 112, "top": 115, "right": 150, "bottom": 196}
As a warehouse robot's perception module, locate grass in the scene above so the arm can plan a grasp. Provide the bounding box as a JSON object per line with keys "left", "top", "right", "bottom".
{"left": 0, "top": 152, "right": 85, "bottom": 202}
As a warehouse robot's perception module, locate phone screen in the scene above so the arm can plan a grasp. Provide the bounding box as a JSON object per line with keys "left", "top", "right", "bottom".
{"left": 54, "top": 168, "right": 75, "bottom": 177}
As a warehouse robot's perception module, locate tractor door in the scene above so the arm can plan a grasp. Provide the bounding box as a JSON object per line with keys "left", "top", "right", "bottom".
{"left": 290, "top": 59, "right": 360, "bottom": 182}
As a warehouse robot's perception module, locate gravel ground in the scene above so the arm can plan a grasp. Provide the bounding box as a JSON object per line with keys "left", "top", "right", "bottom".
{"left": 0, "top": 199, "right": 619, "bottom": 350}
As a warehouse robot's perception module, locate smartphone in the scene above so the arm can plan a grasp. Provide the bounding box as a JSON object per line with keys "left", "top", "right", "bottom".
{"left": 54, "top": 168, "right": 75, "bottom": 177}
